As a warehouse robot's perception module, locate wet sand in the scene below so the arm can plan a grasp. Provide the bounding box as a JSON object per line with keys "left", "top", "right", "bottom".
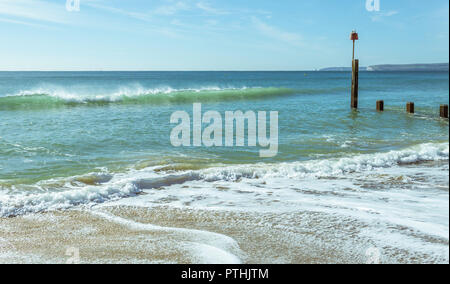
{"left": 1, "top": 205, "right": 447, "bottom": 264}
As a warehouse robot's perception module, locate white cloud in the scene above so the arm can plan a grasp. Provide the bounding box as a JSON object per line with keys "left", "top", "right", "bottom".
{"left": 85, "top": 2, "right": 151, "bottom": 21}
{"left": 170, "top": 18, "right": 183, "bottom": 26}
{"left": 0, "top": 0, "right": 68, "bottom": 24}
{"left": 155, "top": 1, "right": 189, "bottom": 15}
{"left": 371, "top": 10, "right": 399, "bottom": 22}
{"left": 251, "top": 17, "right": 303, "bottom": 47}
{"left": 0, "top": 16, "right": 48, "bottom": 28}
{"left": 196, "top": 2, "right": 228, "bottom": 15}
{"left": 87, "top": 1, "right": 189, "bottom": 18}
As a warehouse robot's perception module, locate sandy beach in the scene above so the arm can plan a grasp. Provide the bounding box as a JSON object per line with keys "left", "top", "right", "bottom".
{"left": 1, "top": 199, "right": 448, "bottom": 264}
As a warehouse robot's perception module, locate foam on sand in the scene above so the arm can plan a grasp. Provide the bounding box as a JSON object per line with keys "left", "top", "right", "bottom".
{"left": 91, "top": 210, "right": 242, "bottom": 264}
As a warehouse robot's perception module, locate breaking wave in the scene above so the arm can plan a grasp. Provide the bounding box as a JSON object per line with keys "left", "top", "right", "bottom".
{"left": 0, "top": 86, "right": 299, "bottom": 110}
{"left": 0, "top": 142, "right": 448, "bottom": 217}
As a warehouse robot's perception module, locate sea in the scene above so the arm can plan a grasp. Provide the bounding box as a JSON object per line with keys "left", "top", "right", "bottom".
{"left": 0, "top": 71, "right": 448, "bottom": 263}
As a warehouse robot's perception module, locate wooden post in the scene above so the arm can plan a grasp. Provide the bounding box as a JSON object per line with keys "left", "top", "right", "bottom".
{"left": 376, "top": 100, "right": 384, "bottom": 111}
{"left": 352, "top": 40, "right": 355, "bottom": 62}
{"left": 406, "top": 102, "right": 414, "bottom": 114}
{"left": 350, "top": 31, "right": 359, "bottom": 109}
{"left": 440, "top": 104, "right": 448, "bottom": 118}
{"left": 351, "top": 59, "right": 359, "bottom": 109}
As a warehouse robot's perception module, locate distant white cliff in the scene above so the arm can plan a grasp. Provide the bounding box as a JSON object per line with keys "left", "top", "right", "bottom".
{"left": 319, "top": 63, "right": 449, "bottom": 72}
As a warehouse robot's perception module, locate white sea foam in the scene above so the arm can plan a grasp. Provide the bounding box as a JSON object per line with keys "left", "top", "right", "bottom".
{"left": 0, "top": 182, "right": 141, "bottom": 217}
{"left": 199, "top": 142, "right": 449, "bottom": 181}
{"left": 0, "top": 142, "right": 447, "bottom": 217}
{"left": 91, "top": 210, "right": 242, "bottom": 264}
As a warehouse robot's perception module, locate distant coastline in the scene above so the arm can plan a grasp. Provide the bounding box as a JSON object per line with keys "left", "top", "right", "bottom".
{"left": 0, "top": 63, "right": 449, "bottom": 72}
{"left": 319, "top": 63, "right": 449, "bottom": 72}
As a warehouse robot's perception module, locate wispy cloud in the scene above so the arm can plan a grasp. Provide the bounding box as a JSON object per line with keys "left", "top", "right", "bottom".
{"left": 205, "top": 19, "right": 218, "bottom": 26}
{"left": 251, "top": 17, "right": 303, "bottom": 47}
{"left": 0, "top": 16, "right": 49, "bottom": 28}
{"left": 196, "top": 1, "right": 228, "bottom": 15}
{"left": 371, "top": 10, "right": 399, "bottom": 22}
{"left": 85, "top": 2, "right": 151, "bottom": 21}
{"left": 0, "top": 0, "right": 68, "bottom": 24}
{"left": 86, "top": 1, "right": 190, "bottom": 19}
{"left": 155, "top": 1, "right": 190, "bottom": 15}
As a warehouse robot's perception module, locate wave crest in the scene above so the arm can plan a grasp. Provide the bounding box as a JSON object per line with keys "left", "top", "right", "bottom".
{"left": 0, "top": 86, "right": 296, "bottom": 110}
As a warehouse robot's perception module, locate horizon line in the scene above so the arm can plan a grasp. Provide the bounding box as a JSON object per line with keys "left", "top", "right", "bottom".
{"left": 1, "top": 63, "right": 448, "bottom": 73}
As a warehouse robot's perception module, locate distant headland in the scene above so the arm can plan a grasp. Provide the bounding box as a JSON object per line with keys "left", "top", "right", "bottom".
{"left": 319, "top": 63, "right": 449, "bottom": 72}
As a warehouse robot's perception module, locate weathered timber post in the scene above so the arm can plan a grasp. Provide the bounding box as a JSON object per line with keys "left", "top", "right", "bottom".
{"left": 440, "top": 104, "right": 448, "bottom": 118}
{"left": 376, "top": 100, "right": 384, "bottom": 111}
{"left": 406, "top": 102, "right": 415, "bottom": 114}
{"left": 350, "top": 31, "right": 359, "bottom": 109}
{"left": 351, "top": 59, "right": 359, "bottom": 109}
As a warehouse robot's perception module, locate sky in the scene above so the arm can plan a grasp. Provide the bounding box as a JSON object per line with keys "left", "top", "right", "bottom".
{"left": 0, "top": 0, "right": 448, "bottom": 71}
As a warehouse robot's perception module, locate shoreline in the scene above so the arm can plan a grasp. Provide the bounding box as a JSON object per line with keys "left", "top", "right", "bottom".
{"left": 1, "top": 201, "right": 448, "bottom": 264}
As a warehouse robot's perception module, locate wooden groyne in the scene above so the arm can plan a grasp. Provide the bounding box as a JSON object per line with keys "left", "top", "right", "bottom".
{"left": 441, "top": 105, "right": 449, "bottom": 119}
{"left": 376, "top": 100, "right": 384, "bottom": 112}
{"left": 349, "top": 31, "right": 447, "bottom": 119}
{"left": 406, "top": 102, "right": 415, "bottom": 114}
{"left": 350, "top": 31, "right": 359, "bottom": 109}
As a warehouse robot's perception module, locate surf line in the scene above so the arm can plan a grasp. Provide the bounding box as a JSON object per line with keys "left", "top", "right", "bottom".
{"left": 170, "top": 103, "right": 279, "bottom": 158}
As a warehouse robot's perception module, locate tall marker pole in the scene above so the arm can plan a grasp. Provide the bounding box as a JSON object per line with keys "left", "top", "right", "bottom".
{"left": 352, "top": 38, "right": 355, "bottom": 61}
{"left": 350, "top": 30, "right": 359, "bottom": 109}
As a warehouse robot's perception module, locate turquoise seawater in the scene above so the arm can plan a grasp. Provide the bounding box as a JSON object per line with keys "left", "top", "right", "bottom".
{"left": 1, "top": 71, "right": 449, "bottom": 262}
{"left": 0, "top": 71, "right": 448, "bottom": 185}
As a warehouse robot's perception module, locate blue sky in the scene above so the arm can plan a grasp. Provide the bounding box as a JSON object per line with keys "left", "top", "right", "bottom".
{"left": 0, "top": 0, "right": 448, "bottom": 70}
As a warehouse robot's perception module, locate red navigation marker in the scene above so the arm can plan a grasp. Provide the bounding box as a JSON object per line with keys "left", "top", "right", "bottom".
{"left": 350, "top": 31, "right": 359, "bottom": 41}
